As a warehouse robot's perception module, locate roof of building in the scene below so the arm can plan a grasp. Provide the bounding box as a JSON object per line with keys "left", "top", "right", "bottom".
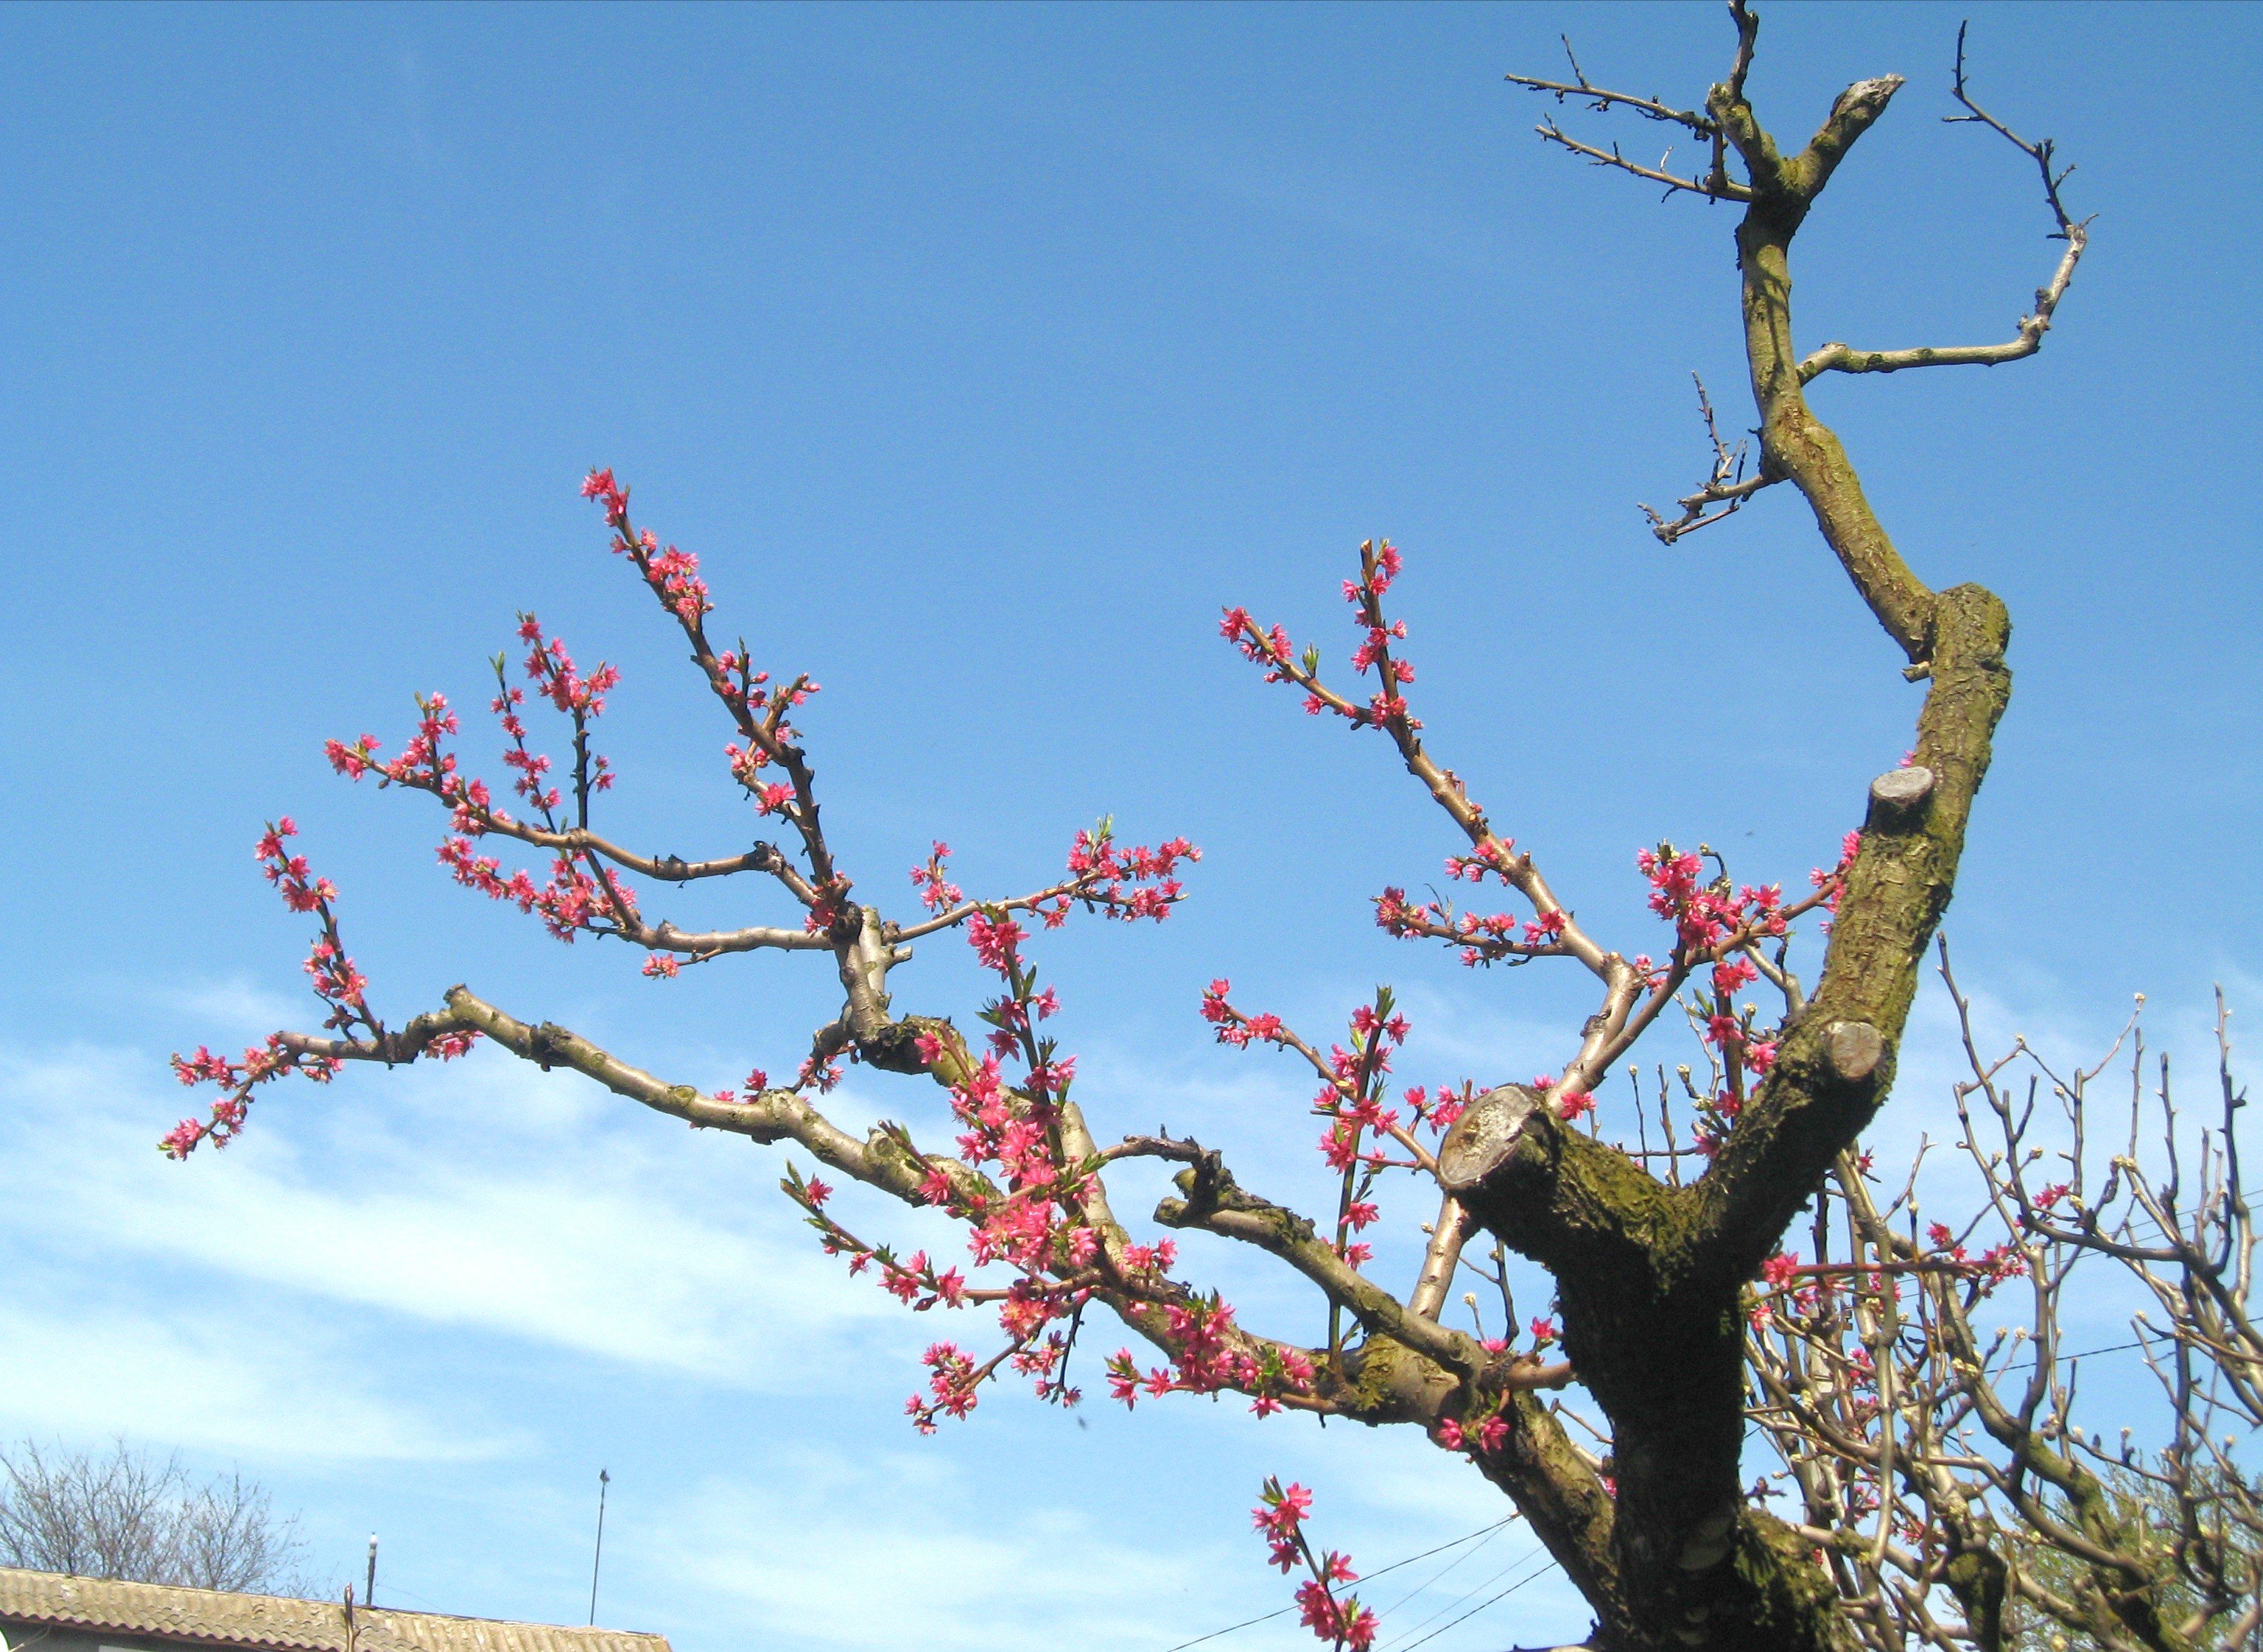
{"left": 0, "top": 1569, "right": 670, "bottom": 1652}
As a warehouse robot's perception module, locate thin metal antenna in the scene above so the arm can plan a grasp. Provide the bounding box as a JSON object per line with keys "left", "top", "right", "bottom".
{"left": 365, "top": 1536, "right": 377, "bottom": 1610}
{"left": 588, "top": 1469, "right": 610, "bottom": 1626}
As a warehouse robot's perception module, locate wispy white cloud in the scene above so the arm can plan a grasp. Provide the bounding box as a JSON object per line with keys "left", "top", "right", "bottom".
{"left": 655, "top": 1455, "right": 1194, "bottom": 1652}
{"left": 5, "top": 959, "right": 2235, "bottom": 1642}
{"left": 0, "top": 1284, "right": 510, "bottom": 1463}
{"left": 160, "top": 977, "right": 305, "bottom": 1037}
{"left": 637, "top": 1414, "right": 1591, "bottom": 1652}
{"left": 1386, "top": 977, "right": 1590, "bottom": 1083}
{"left": 0, "top": 1036, "right": 911, "bottom": 1459}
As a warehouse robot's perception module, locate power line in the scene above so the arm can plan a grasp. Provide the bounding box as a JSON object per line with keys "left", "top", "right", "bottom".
{"left": 1159, "top": 1518, "right": 1517, "bottom": 1652}
{"left": 1393, "top": 1554, "right": 1560, "bottom": 1652}
{"left": 1370, "top": 1521, "right": 1512, "bottom": 1623}
{"left": 1168, "top": 1335, "right": 2193, "bottom": 1652}
{"left": 1978, "top": 1337, "right": 2150, "bottom": 1379}
{"left": 1378, "top": 1544, "right": 1546, "bottom": 1651}
{"left": 1375, "top": 1547, "right": 1520, "bottom": 1638}
{"left": 1159, "top": 1603, "right": 1291, "bottom": 1651}
{"left": 1164, "top": 1324, "right": 2156, "bottom": 1652}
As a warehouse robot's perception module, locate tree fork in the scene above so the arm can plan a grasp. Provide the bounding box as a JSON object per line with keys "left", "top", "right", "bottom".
{"left": 1442, "top": 1089, "right": 1856, "bottom": 1651}
{"left": 1448, "top": 10, "right": 2027, "bottom": 1645}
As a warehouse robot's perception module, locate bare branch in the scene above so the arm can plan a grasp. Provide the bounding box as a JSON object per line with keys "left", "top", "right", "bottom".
{"left": 1507, "top": 22, "right": 1753, "bottom": 201}
{"left": 1641, "top": 373, "right": 1783, "bottom": 544}
{"left": 1145, "top": 1140, "right": 1503, "bottom": 1382}
{"left": 1504, "top": 35, "right": 1721, "bottom": 136}
{"left": 0, "top": 1441, "right": 315, "bottom": 1597}
{"left": 1534, "top": 118, "right": 1750, "bottom": 203}
{"left": 1798, "top": 24, "right": 2088, "bottom": 383}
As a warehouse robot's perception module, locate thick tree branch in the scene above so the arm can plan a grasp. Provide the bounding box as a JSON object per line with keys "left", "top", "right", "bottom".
{"left": 446, "top": 813, "right": 799, "bottom": 890}
{"left": 1714, "top": 65, "right": 1934, "bottom": 659}
{"left": 1470, "top": 10, "right": 2066, "bottom": 1644}
{"left": 264, "top": 1005, "right": 472, "bottom": 1069}
{"left": 1141, "top": 1143, "right": 1529, "bottom": 1385}
{"left": 1695, "top": 618, "right": 2011, "bottom": 1262}
{"left": 438, "top": 984, "right": 995, "bottom": 1207}
{"left": 1438, "top": 1086, "right": 1691, "bottom": 1282}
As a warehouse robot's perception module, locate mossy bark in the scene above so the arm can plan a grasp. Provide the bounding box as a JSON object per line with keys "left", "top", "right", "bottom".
{"left": 1428, "top": 40, "right": 2023, "bottom": 1652}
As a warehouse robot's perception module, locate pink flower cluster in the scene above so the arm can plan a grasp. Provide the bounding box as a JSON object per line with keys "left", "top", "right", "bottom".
{"left": 910, "top": 841, "right": 964, "bottom": 913}
{"left": 491, "top": 675, "right": 556, "bottom": 818}
{"left": 518, "top": 614, "right": 620, "bottom": 719}
{"left": 162, "top": 821, "right": 477, "bottom": 1159}
{"left": 583, "top": 468, "right": 712, "bottom": 625}
{"left": 1201, "top": 983, "right": 1427, "bottom": 1275}
{"left": 1638, "top": 842, "right": 1789, "bottom": 986}
{"left": 1064, "top": 821, "right": 1199, "bottom": 923}
{"left": 1250, "top": 1478, "right": 1376, "bottom": 1651}
{"left": 1333, "top": 539, "right": 1420, "bottom": 732}
{"left": 1632, "top": 840, "right": 1826, "bottom": 1151}
{"left": 324, "top": 692, "right": 460, "bottom": 798}
{"left": 784, "top": 908, "right": 1154, "bottom": 1430}
{"left": 1221, "top": 610, "right": 1295, "bottom": 683}
{"left": 1105, "top": 1306, "right": 1316, "bottom": 1418}
{"left": 1372, "top": 882, "right": 1571, "bottom": 969}
{"left": 506, "top": 614, "right": 619, "bottom": 812}
{"left": 441, "top": 835, "right": 636, "bottom": 944}
{"left": 719, "top": 670, "right": 819, "bottom": 801}
{"left": 1199, "top": 979, "right": 1285, "bottom": 1049}
{"left": 1319, "top": 1005, "right": 1409, "bottom": 1187}
{"left": 326, "top": 622, "right": 647, "bottom": 950}
{"left": 1433, "top": 1409, "right": 1509, "bottom": 1458}
{"left": 1397, "top": 1081, "right": 1475, "bottom": 1136}
{"left": 1925, "top": 1223, "right": 2029, "bottom": 1287}
{"left": 1442, "top": 842, "right": 1521, "bottom": 883}
{"left": 710, "top": 1066, "right": 772, "bottom": 1108}
{"left": 253, "top": 819, "right": 368, "bottom": 1033}
{"left": 161, "top": 1035, "right": 317, "bottom": 1159}
{"left": 1812, "top": 828, "right": 1862, "bottom": 915}
{"left": 1554, "top": 1087, "right": 1597, "bottom": 1122}
{"left": 1218, "top": 538, "right": 1422, "bottom": 737}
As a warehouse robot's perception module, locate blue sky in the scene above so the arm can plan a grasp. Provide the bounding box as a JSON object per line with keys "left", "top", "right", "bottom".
{"left": 1, "top": 4, "right": 2256, "bottom": 1649}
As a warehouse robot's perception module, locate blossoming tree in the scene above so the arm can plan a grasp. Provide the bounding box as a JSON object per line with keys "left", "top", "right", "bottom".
{"left": 168, "top": 7, "right": 2263, "bottom": 1650}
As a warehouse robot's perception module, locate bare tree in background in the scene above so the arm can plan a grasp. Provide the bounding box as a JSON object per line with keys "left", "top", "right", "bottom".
{"left": 1740, "top": 958, "right": 2262, "bottom": 1651}
{"left": 0, "top": 1440, "right": 315, "bottom": 1598}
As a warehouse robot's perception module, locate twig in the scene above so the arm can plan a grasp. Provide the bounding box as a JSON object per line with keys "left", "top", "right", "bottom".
{"left": 1641, "top": 373, "right": 1783, "bottom": 544}
{"left": 1797, "top": 23, "right": 2089, "bottom": 383}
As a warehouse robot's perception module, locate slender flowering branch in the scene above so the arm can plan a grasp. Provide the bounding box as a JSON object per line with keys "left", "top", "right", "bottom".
{"left": 164, "top": 820, "right": 477, "bottom": 1158}
{"left": 1252, "top": 1478, "right": 1378, "bottom": 1652}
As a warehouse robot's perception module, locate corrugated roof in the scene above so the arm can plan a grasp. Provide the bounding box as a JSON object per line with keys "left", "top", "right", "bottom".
{"left": 0, "top": 1569, "right": 670, "bottom": 1652}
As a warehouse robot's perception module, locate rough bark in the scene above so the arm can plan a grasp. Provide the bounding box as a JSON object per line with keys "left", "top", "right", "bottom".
{"left": 1445, "top": 12, "right": 2030, "bottom": 1646}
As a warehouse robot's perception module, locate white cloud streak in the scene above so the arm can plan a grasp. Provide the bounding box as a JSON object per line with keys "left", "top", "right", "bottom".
{"left": 0, "top": 1036, "right": 906, "bottom": 1463}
